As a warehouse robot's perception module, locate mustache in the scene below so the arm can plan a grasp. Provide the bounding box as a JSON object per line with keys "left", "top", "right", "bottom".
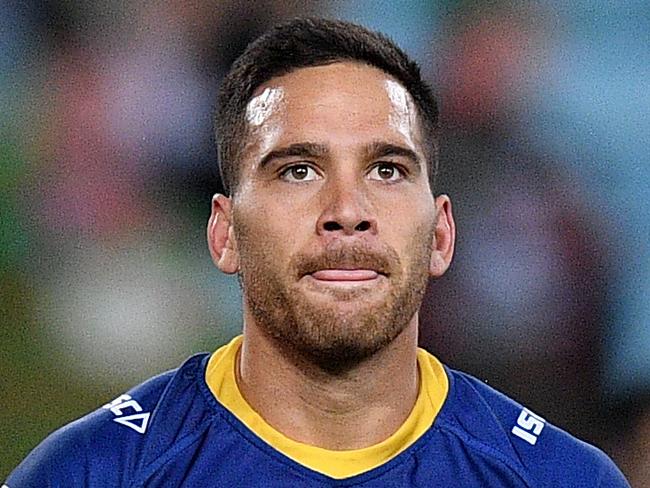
{"left": 292, "top": 243, "right": 398, "bottom": 277}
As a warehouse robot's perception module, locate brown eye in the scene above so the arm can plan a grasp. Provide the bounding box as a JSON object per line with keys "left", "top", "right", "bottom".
{"left": 280, "top": 164, "right": 319, "bottom": 182}
{"left": 368, "top": 163, "right": 403, "bottom": 181}
{"left": 378, "top": 165, "right": 395, "bottom": 179}
{"left": 291, "top": 166, "right": 308, "bottom": 180}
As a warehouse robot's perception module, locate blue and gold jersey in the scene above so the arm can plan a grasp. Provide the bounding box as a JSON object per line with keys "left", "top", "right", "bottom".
{"left": 6, "top": 337, "right": 629, "bottom": 487}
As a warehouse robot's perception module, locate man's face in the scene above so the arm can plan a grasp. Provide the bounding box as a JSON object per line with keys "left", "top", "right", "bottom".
{"left": 222, "top": 62, "right": 449, "bottom": 370}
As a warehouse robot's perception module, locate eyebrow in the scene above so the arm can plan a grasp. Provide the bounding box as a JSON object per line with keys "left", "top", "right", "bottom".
{"left": 259, "top": 142, "right": 329, "bottom": 168}
{"left": 257, "top": 140, "right": 424, "bottom": 170}
{"left": 363, "top": 141, "right": 423, "bottom": 170}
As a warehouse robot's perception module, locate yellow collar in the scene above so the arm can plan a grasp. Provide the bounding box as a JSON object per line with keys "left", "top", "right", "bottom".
{"left": 205, "top": 335, "right": 448, "bottom": 479}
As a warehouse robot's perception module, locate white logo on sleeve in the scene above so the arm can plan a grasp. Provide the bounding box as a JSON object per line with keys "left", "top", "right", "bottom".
{"left": 102, "top": 394, "right": 151, "bottom": 434}
{"left": 511, "top": 407, "right": 546, "bottom": 445}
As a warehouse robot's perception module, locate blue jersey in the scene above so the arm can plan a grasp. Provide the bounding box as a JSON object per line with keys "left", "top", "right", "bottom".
{"left": 6, "top": 350, "right": 629, "bottom": 487}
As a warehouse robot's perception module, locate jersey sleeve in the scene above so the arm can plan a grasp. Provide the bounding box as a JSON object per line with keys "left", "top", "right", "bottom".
{"left": 444, "top": 369, "right": 632, "bottom": 487}
{"left": 5, "top": 416, "right": 96, "bottom": 487}
{"left": 6, "top": 398, "right": 155, "bottom": 488}
{"left": 595, "top": 451, "right": 631, "bottom": 488}
{"left": 5, "top": 367, "right": 183, "bottom": 488}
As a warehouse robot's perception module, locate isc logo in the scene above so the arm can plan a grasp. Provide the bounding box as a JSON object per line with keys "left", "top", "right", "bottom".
{"left": 511, "top": 407, "right": 546, "bottom": 445}
{"left": 102, "top": 394, "right": 151, "bottom": 434}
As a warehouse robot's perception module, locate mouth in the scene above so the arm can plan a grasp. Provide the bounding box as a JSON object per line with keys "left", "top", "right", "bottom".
{"left": 294, "top": 245, "right": 393, "bottom": 289}
{"left": 309, "top": 269, "right": 382, "bottom": 282}
{"left": 304, "top": 267, "right": 389, "bottom": 293}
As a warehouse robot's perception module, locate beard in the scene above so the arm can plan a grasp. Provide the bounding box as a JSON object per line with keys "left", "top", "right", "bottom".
{"left": 234, "top": 221, "right": 434, "bottom": 374}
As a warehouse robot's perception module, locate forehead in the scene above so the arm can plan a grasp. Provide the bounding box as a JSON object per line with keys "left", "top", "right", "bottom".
{"left": 243, "top": 62, "right": 422, "bottom": 150}
{"left": 254, "top": 61, "right": 402, "bottom": 101}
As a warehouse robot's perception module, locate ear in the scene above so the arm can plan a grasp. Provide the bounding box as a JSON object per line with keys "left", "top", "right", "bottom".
{"left": 429, "top": 195, "right": 456, "bottom": 278}
{"left": 207, "top": 194, "right": 239, "bottom": 274}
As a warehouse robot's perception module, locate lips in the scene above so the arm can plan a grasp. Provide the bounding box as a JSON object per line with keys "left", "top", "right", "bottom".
{"left": 293, "top": 244, "right": 394, "bottom": 283}
{"left": 311, "top": 269, "right": 380, "bottom": 281}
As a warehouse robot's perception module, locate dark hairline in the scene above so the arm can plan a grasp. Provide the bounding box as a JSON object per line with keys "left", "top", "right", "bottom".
{"left": 215, "top": 18, "right": 440, "bottom": 196}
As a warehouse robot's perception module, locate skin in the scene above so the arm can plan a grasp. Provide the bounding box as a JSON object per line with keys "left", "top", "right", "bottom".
{"left": 208, "top": 62, "right": 455, "bottom": 450}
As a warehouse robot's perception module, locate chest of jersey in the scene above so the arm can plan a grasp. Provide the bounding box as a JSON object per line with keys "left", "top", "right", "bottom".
{"left": 129, "top": 420, "right": 530, "bottom": 488}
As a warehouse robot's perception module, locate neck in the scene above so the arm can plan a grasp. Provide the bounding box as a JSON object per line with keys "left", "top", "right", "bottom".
{"left": 237, "top": 315, "right": 420, "bottom": 450}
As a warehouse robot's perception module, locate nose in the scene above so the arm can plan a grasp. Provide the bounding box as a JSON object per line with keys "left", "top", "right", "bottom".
{"left": 316, "top": 179, "right": 377, "bottom": 237}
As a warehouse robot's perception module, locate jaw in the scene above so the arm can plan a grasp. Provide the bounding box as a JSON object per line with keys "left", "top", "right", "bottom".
{"left": 237, "top": 238, "right": 428, "bottom": 372}
{"left": 241, "top": 268, "right": 421, "bottom": 375}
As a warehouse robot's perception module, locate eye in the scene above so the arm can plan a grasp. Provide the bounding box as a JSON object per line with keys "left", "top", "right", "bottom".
{"left": 367, "top": 163, "right": 404, "bottom": 182}
{"left": 280, "top": 164, "right": 320, "bottom": 182}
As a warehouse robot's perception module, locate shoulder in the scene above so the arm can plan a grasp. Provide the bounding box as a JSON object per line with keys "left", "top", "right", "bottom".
{"left": 5, "top": 354, "right": 210, "bottom": 488}
{"left": 436, "top": 367, "right": 630, "bottom": 487}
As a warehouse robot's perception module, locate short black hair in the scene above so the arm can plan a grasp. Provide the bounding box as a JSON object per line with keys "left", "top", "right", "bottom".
{"left": 215, "top": 17, "right": 440, "bottom": 195}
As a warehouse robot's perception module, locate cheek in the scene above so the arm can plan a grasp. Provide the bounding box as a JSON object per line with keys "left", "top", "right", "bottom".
{"left": 378, "top": 202, "right": 435, "bottom": 259}
{"left": 233, "top": 197, "right": 312, "bottom": 263}
{"left": 375, "top": 189, "right": 434, "bottom": 230}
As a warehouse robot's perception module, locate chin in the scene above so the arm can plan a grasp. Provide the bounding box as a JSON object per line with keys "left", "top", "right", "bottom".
{"left": 277, "top": 303, "right": 408, "bottom": 374}
{"left": 298, "top": 326, "right": 404, "bottom": 374}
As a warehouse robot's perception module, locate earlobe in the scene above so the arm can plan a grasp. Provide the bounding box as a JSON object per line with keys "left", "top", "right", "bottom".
{"left": 207, "top": 194, "right": 240, "bottom": 274}
{"left": 429, "top": 195, "right": 456, "bottom": 278}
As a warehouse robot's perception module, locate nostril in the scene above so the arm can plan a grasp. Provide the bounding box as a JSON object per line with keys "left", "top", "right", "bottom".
{"left": 355, "top": 221, "right": 371, "bottom": 232}
{"left": 323, "top": 221, "right": 343, "bottom": 232}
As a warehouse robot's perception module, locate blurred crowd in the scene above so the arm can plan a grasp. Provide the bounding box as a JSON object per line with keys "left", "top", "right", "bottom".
{"left": 1, "top": 1, "right": 648, "bottom": 483}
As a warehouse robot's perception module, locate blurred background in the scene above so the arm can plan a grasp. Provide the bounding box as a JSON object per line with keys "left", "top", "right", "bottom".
{"left": 1, "top": 0, "right": 648, "bottom": 484}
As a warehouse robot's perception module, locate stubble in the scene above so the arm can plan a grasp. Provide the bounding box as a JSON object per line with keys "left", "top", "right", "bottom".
{"left": 234, "top": 217, "right": 434, "bottom": 374}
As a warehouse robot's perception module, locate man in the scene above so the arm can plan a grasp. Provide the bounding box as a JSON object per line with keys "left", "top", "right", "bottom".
{"left": 6, "top": 18, "right": 629, "bottom": 487}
